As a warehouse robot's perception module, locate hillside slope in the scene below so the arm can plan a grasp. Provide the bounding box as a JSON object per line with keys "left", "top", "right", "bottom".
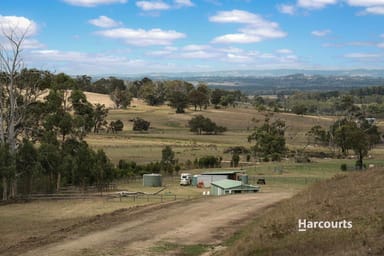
{"left": 223, "top": 169, "right": 384, "bottom": 256}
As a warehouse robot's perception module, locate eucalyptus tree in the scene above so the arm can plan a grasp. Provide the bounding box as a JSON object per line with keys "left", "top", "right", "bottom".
{"left": 0, "top": 25, "right": 49, "bottom": 199}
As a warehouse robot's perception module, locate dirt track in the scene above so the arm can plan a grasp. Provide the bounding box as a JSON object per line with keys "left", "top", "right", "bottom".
{"left": 14, "top": 192, "right": 292, "bottom": 256}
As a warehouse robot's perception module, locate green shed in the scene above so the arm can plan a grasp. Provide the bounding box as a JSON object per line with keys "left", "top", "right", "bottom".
{"left": 210, "top": 179, "right": 259, "bottom": 196}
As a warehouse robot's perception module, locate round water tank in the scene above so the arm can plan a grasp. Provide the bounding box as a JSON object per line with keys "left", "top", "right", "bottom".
{"left": 143, "top": 174, "right": 162, "bottom": 187}
{"left": 241, "top": 174, "right": 249, "bottom": 184}
{"left": 192, "top": 175, "right": 200, "bottom": 186}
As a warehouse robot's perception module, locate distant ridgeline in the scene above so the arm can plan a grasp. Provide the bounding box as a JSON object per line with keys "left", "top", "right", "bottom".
{"left": 84, "top": 72, "right": 384, "bottom": 95}
{"left": 194, "top": 74, "right": 384, "bottom": 95}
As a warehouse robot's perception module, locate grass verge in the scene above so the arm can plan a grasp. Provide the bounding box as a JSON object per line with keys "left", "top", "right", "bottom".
{"left": 221, "top": 168, "right": 384, "bottom": 256}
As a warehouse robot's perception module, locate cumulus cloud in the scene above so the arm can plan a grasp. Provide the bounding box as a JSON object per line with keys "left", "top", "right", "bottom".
{"left": 136, "top": 0, "right": 194, "bottom": 11}
{"left": 146, "top": 44, "right": 300, "bottom": 68}
{"left": 344, "top": 52, "right": 382, "bottom": 58}
{"left": 277, "top": 4, "right": 296, "bottom": 15}
{"left": 62, "top": 0, "right": 127, "bottom": 7}
{"left": 297, "top": 0, "right": 338, "bottom": 9}
{"left": 347, "top": 0, "right": 384, "bottom": 15}
{"left": 0, "top": 15, "right": 38, "bottom": 36}
{"left": 209, "top": 10, "right": 286, "bottom": 44}
{"left": 88, "top": 16, "right": 122, "bottom": 28}
{"left": 136, "top": 1, "right": 171, "bottom": 11}
{"left": 347, "top": 0, "right": 384, "bottom": 6}
{"left": 27, "top": 48, "right": 153, "bottom": 74}
{"left": 174, "top": 0, "right": 194, "bottom": 7}
{"left": 362, "top": 5, "right": 384, "bottom": 14}
{"left": 311, "top": 29, "right": 331, "bottom": 36}
{"left": 276, "top": 49, "right": 294, "bottom": 54}
{"left": 96, "top": 27, "right": 186, "bottom": 46}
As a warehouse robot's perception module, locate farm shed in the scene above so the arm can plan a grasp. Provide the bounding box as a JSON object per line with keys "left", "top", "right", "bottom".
{"left": 210, "top": 179, "right": 259, "bottom": 196}
{"left": 198, "top": 170, "right": 244, "bottom": 188}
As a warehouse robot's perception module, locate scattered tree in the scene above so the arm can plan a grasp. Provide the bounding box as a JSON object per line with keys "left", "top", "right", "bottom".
{"left": 248, "top": 115, "right": 286, "bottom": 161}
{"left": 109, "top": 120, "right": 124, "bottom": 133}
{"left": 169, "top": 90, "right": 189, "bottom": 113}
{"left": 132, "top": 117, "right": 150, "bottom": 131}
{"left": 161, "top": 145, "right": 176, "bottom": 174}
{"left": 188, "top": 115, "right": 227, "bottom": 135}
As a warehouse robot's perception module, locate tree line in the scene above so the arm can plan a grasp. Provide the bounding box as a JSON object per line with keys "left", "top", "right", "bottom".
{"left": 251, "top": 86, "right": 384, "bottom": 117}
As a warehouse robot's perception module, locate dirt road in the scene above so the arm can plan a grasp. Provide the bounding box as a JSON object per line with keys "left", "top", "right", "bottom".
{"left": 15, "top": 192, "right": 292, "bottom": 256}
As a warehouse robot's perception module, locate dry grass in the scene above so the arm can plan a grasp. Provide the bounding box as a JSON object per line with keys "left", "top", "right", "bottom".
{"left": 0, "top": 199, "right": 136, "bottom": 250}
{"left": 86, "top": 99, "right": 337, "bottom": 164}
{"left": 222, "top": 168, "right": 384, "bottom": 256}
{"left": 0, "top": 176, "right": 205, "bottom": 251}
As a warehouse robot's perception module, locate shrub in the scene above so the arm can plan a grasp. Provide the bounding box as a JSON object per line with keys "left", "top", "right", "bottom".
{"left": 132, "top": 117, "right": 150, "bottom": 131}
{"left": 340, "top": 163, "right": 348, "bottom": 171}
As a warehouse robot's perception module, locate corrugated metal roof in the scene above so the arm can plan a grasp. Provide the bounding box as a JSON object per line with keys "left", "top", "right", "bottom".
{"left": 201, "top": 170, "right": 242, "bottom": 175}
{"left": 211, "top": 179, "right": 242, "bottom": 189}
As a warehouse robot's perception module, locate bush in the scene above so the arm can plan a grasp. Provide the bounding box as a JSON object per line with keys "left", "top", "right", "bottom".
{"left": 132, "top": 117, "right": 150, "bottom": 131}
{"left": 224, "top": 146, "right": 250, "bottom": 154}
{"left": 109, "top": 119, "right": 124, "bottom": 132}
{"left": 196, "top": 156, "right": 221, "bottom": 168}
{"left": 188, "top": 115, "right": 227, "bottom": 135}
{"left": 340, "top": 163, "right": 348, "bottom": 171}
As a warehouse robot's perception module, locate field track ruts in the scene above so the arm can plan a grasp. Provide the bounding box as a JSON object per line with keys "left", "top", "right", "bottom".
{"left": 8, "top": 192, "right": 293, "bottom": 256}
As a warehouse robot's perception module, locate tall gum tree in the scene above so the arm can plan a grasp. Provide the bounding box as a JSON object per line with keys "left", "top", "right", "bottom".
{"left": 0, "top": 24, "right": 45, "bottom": 199}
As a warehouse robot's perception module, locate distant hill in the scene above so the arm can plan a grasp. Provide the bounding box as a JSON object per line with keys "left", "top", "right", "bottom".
{"left": 93, "top": 69, "right": 384, "bottom": 95}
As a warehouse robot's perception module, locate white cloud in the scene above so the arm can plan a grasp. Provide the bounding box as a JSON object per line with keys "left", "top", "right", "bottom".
{"left": 0, "top": 15, "right": 38, "bottom": 36}
{"left": 62, "top": 0, "right": 127, "bottom": 7}
{"left": 27, "top": 45, "right": 303, "bottom": 74}
{"left": 209, "top": 10, "right": 286, "bottom": 44}
{"left": 27, "top": 49, "right": 153, "bottom": 74}
{"left": 23, "top": 39, "right": 45, "bottom": 49}
{"left": 88, "top": 16, "right": 122, "bottom": 28}
{"left": 276, "top": 49, "right": 294, "bottom": 54}
{"left": 347, "top": 0, "right": 384, "bottom": 6}
{"left": 145, "top": 44, "right": 301, "bottom": 68}
{"left": 96, "top": 28, "right": 186, "bottom": 46}
{"left": 282, "top": 0, "right": 384, "bottom": 15}
{"left": 297, "top": 0, "right": 338, "bottom": 9}
{"left": 311, "top": 29, "right": 331, "bottom": 36}
{"left": 209, "top": 9, "right": 263, "bottom": 24}
{"left": 136, "top": 1, "right": 171, "bottom": 11}
{"left": 377, "top": 42, "right": 384, "bottom": 48}
{"left": 182, "top": 44, "right": 210, "bottom": 51}
{"left": 363, "top": 6, "right": 384, "bottom": 14}
{"left": 277, "top": 4, "right": 296, "bottom": 15}
{"left": 344, "top": 52, "right": 381, "bottom": 58}
{"left": 174, "top": 0, "right": 194, "bottom": 7}
{"left": 226, "top": 53, "right": 252, "bottom": 62}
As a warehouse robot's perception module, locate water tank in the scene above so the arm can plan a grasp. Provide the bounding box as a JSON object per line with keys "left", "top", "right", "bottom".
{"left": 241, "top": 174, "right": 249, "bottom": 184}
{"left": 192, "top": 175, "right": 200, "bottom": 186}
{"left": 143, "top": 174, "right": 162, "bottom": 187}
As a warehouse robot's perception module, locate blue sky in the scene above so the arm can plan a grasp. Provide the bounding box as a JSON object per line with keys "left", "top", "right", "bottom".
{"left": 1, "top": 0, "right": 384, "bottom": 75}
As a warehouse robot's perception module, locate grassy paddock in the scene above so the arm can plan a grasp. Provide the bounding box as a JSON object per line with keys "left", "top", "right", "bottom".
{"left": 221, "top": 168, "right": 384, "bottom": 256}
{"left": 90, "top": 103, "right": 338, "bottom": 164}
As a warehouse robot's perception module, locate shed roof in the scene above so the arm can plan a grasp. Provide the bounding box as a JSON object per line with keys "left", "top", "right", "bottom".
{"left": 201, "top": 170, "right": 242, "bottom": 175}
{"left": 211, "top": 179, "right": 242, "bottom": 189}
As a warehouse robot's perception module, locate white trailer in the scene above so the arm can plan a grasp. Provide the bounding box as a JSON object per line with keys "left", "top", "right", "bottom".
{"left": 180, "top": 173, "right": 192, "bottom": 185}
